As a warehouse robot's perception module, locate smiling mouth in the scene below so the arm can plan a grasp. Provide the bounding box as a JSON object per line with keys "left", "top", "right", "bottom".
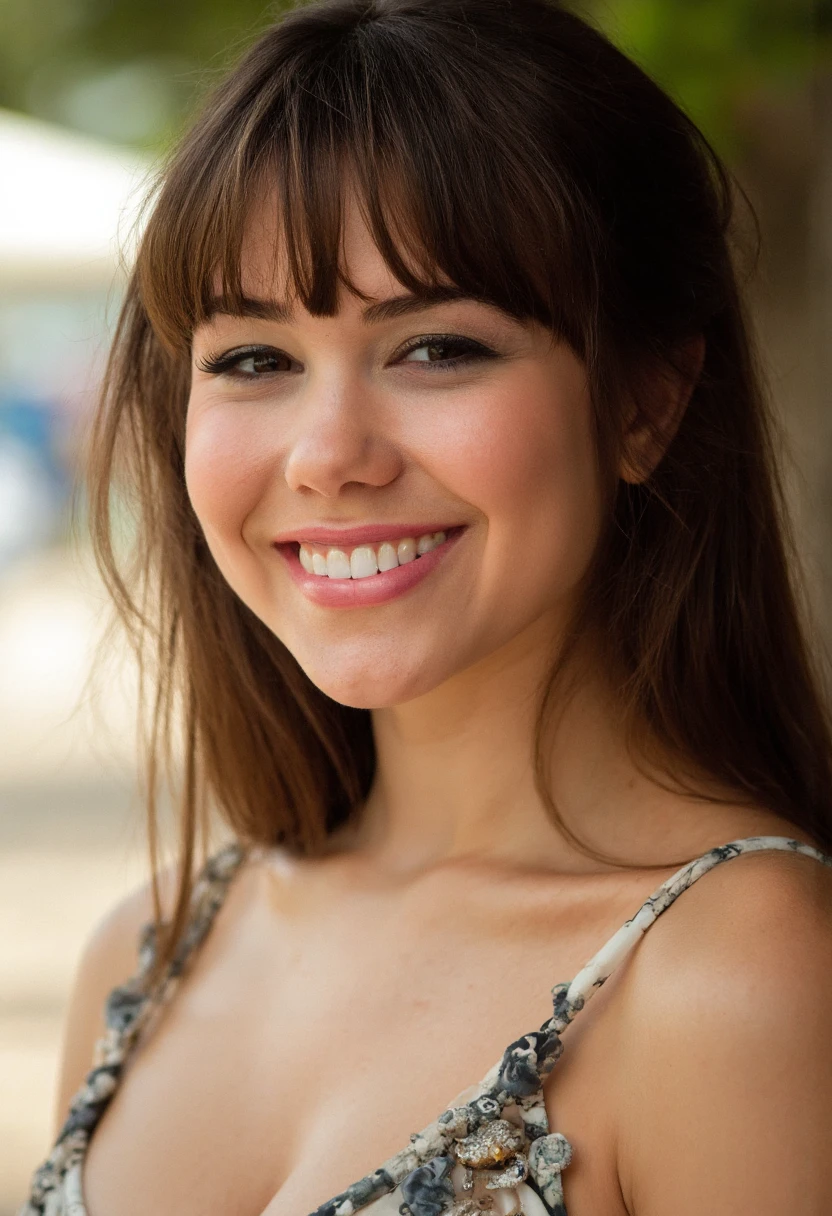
{"left": 291, "top": 527, "right": 464, "bottom": 579}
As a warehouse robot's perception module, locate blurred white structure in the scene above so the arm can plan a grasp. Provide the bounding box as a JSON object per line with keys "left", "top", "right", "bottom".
{"left": 0, "top": 115, "right": 153, "bottom": 1210}
{"left": 0, "top": 111, "right": 152, "bottom": 570}
{"left": 0, "top": 108, "right": 151, "bottom": 290}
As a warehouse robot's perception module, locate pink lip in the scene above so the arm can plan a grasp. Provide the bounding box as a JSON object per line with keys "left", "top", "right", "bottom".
{"left": 272, "top": 523, "right": 460, "bottom": 546}
{"left": 276, "top": 526, "right": 466, "bottom": 608}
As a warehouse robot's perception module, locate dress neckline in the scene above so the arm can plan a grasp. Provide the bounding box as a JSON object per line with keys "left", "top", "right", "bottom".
{"left": 21, "top": 834, "right": 832, "bottom": 1216}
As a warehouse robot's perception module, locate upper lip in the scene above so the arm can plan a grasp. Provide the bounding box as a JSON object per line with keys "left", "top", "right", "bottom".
{"left": 273, "top": 523, "right": 462, "bottom": 546}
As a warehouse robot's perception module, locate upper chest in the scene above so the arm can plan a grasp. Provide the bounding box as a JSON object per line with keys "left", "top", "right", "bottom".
{"left": 82, "top": 857, "right": 653, "bottom": 1216}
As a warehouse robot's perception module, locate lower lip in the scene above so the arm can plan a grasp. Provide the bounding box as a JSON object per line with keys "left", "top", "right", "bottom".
{"left": 276, "top": 527, "right": 467, "bottom": 608}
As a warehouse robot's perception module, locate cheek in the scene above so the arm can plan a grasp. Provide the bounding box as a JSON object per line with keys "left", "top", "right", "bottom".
{"left": 426, "top": 365, "right": 601, "bottom": 596}
{"left": 184, "top": 400, "right": 275, "bottom": 550}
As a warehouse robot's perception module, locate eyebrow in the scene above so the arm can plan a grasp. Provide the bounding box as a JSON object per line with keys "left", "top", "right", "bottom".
{"left": 201, "top": 285, "right": 487, "bottom": 326}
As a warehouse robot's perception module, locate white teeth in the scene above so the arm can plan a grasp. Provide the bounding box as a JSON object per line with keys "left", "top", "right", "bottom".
{"left": 350, "top": 545, "right": 379, "bottom": 579}
{"left": 298, "top": 529, "right": 454, "bottom": 579}
{"left": 416, "top": 533, "right": 436, "bottom": 555}
{"left": 377, "top": 542, "right": 399, "bottom": 572}
{"left": 326, "top": 549, "right": 352, "bottom": 579}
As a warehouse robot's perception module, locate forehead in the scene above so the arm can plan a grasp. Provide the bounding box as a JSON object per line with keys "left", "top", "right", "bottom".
{"left": 232, "top": 186, "right": 409, "bottom": 310}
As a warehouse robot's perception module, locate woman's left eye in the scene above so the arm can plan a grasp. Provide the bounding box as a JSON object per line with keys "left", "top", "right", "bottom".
{"left": 397, "top": 335, "right": 497, "bottom": 369}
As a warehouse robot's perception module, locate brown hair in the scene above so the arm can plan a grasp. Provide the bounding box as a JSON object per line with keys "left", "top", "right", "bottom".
{"left": 87, "top": 0, "right": 832, "bottom": 973}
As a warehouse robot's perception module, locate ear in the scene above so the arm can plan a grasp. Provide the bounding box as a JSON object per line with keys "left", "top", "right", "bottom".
{"left": 618, "top": 334, "right": 706, "bottom": 485}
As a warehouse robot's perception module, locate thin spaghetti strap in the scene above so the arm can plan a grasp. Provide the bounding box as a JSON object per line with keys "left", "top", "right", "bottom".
{"left": 102, "top": 838, "right": 250, "bottom": 1056}
{"left": 304, "top": 836, "right": 832, "bottom": 1216}
{"left": 22, "top": 841, "right": 249, "bottom": 1215}
{"left": 546, "top": 835, "right": 832, "bottom": 1036}
{"left": 25, "top": 838, "right": 250, "bottom": 1208}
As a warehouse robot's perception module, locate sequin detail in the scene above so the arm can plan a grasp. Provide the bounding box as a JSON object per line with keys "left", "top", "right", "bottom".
{"left": 18, "top": 835, "right": 832, "bottom": 1216}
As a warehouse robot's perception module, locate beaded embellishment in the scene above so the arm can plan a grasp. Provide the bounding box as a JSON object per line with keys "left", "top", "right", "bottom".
{"left": 18, "top": 835, "right": 832, "bottom": 1216}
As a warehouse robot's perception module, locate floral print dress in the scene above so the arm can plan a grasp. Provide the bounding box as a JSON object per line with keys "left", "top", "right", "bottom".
{"left": 19, "top": 834, "right": 832, "bottom": 1216}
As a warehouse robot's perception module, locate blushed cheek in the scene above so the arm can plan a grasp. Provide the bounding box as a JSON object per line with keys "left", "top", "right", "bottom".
{"left": 431, "top": 372, "right": 601, "bottom": 601}
{"left": 184, "top": 404, "right": 275, "bottom": 563}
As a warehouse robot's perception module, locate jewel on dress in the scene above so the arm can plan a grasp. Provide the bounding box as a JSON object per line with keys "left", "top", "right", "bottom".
{"left": 18, "top": 835, "right": 832, "bottom": 1216}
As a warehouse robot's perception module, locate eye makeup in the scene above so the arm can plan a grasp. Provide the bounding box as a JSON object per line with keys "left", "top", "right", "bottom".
{"left": 194, "top": 333, "right": 500, "bottom": 379}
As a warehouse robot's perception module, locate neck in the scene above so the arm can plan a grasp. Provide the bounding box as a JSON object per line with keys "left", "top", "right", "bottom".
{"left": 342, "top": 621, "right": 706, "bottom": 877}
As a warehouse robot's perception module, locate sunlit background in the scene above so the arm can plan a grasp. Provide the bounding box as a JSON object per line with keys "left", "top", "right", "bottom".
{"left": 1, "top": 0, "right": 830, "bottom": 1207}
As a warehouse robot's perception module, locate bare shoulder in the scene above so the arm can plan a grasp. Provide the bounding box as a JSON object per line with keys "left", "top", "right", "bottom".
{"left": 52, "top": 861, "right": 180, "bottom": 1136}
{"left": 612, "top": 840, "right": 832, "bottom": 1215}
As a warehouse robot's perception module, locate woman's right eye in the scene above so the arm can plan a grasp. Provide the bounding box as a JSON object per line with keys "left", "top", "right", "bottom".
{"left": 195, "top": 346, "right": 297, "bottom": 377}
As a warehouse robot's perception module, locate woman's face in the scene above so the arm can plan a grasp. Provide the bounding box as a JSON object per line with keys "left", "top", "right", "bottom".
{"left": 185, "top": 197, "right": 605, "bottom": 708}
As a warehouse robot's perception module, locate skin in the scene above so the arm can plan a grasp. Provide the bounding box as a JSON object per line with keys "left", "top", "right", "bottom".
{"left": 56, "top": 195, "right": 832, "bottom": 1216}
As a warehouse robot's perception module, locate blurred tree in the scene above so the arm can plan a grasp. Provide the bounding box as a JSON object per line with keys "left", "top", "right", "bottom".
{"left": 580, "top": 0, "right": 821, "bottom": 156}
{"left": 0, "top": 0, "right": 823, "bottom": 153}
{"left": 0, "top": 0, "right": 286, "bottom": 148}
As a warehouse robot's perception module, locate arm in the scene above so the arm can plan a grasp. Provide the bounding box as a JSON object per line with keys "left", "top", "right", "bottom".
{"left": 615, "top": 851, "right": 832, "bottom": 1215}
{"left": 52, "top": 865, "right": 178, "bottom": 1138}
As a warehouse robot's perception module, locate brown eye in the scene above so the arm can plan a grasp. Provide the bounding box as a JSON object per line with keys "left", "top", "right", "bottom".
{"left": 398, "top": 335, "right": 497, "bottom": 369}
{"left": 242, "top": 351, "right": 293, "bottom": 375}
{"left": 196, "top": 345, "right": 297, "bottom": 377}
{"left": 407, "top": 341, "right": 452, "bottom": 363}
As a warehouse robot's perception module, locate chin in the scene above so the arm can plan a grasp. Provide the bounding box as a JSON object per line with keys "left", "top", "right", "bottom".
{"left": 297, "top": 656, "right": 442, "bottom": 710}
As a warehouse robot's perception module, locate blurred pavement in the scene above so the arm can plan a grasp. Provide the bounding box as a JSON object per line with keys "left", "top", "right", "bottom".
{"left": 0, "top": 546, "right": 146, "bottom": 1212}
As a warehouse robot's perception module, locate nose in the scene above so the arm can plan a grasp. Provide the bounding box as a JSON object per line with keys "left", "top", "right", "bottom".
{"left": 283, "top": 373, "right": 403, "bottom": 498}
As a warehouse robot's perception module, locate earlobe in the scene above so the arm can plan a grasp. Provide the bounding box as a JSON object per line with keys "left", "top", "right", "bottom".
{"left": 618, "top": 334, "right": 706, "bottom": 485}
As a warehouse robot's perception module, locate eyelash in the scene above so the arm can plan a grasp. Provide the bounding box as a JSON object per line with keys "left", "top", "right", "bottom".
{"left": 194, "top": 334, "right": 498, "bottom": 378}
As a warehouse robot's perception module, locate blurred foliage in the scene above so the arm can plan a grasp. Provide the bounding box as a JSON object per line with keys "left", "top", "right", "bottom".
{"left": 580, "top": 0, "right": 823, "bottom": 156}
{"left": 0, "top": 0, "right": 285, "bottom": 146}
{"left": 0, "top": 0, "right": 825, "bottom": 154}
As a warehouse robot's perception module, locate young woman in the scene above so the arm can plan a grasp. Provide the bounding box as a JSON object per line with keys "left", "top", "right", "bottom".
{"left": 21, "top": 1, "right": 832, "bottom": 1214}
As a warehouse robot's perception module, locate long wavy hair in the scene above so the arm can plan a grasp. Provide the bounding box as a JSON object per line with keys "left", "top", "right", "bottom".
{"left": 86, "top": 0, "right": 832, "bottom": 976}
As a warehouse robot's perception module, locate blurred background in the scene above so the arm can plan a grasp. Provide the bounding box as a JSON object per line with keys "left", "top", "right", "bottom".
{"left": 0, "top": 0, "right": 830, "bottom": 1207}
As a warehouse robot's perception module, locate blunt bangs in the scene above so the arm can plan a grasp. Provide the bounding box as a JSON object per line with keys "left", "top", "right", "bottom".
{"left": 136, "top": 2, "right": 607, "bottom": 360}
